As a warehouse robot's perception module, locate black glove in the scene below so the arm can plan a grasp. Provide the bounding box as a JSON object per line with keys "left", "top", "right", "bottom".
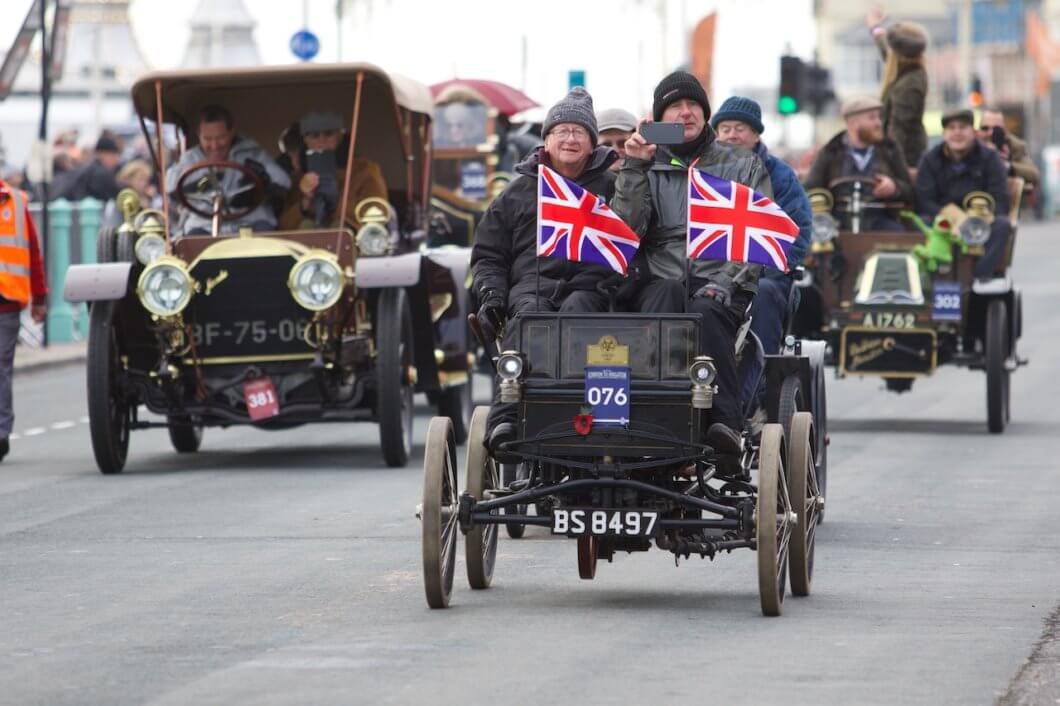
{"left": 476, "top": 291, "right": 506, "bottom": 344}
{"left": 242, "top": 158, "right": 271, "bottom": 187}
{"left": 694, "top": 282, "right": 732, "bottom": 307}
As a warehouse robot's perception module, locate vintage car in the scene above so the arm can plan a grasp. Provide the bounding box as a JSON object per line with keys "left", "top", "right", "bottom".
{"left": 427, "top": 79, "right": 541, "bottom": 247}
{"left": 64, "top": 64, "right": 475, "bottom": 473}
{"left": 419, "top": 311, "right": 825, "bottom": 616}
{"left": 793, "top": 176, "right": 1026, "bottom": 433}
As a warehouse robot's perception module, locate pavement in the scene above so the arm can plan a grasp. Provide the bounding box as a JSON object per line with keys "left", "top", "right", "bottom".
{"left": 13, "top": 340, "right": 86, "bottom": 373}
{"left": 1, "top": 221, "right": 1058, "bottom": 705}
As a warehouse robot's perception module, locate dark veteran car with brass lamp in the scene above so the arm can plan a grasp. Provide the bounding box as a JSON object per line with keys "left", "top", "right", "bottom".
{"left": 794, "top": 177, "right": 1026, "bottom": 433}
{"left": 63, "top": 64, "right": 475, "bottom": 473}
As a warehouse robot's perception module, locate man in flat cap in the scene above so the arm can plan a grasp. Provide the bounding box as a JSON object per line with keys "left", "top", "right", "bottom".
{"left": 280, "top": 111, "right": 388, "bottom": 231}
{"left": 915, "top": 109, "right": 1011, "bottom": 280}
{"left": 596, "top": 108, "right": 638, "bottom": 173}
{"left": 612, "top": 71, "right": 772, "bottom": 454}
{"left": 166, "top": 104, "right": 291, "bottom": 235}
{"left": 804, "top": 95, "right": 914, "bottom": 232}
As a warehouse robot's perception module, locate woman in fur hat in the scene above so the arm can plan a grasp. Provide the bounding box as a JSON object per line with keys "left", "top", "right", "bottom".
{"left": 867, "top": 9, "right": 929, "bottom": 166}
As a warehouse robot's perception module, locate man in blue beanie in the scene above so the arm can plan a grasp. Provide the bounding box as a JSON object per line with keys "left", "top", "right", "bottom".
{"left": 711, "top": 96, "right": 812, "bottom": 404}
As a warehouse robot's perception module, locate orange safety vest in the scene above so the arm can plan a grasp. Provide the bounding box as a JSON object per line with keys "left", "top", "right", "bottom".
{"left": 0, "top": 183, "right": 31, "bottom": 306}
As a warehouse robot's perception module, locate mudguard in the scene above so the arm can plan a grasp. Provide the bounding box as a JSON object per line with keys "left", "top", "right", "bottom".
{"left": 63, "top": 263, "right": 133, "bottom": 303}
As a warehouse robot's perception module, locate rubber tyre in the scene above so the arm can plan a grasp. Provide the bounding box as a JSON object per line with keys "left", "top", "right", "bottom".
{"left": 787, "top": 412, "right": 820, "bottom": 597}
{"left": 577, "top": 535, "right": 598, "bottom": 580}
{"left": 985, "top": 299, "right": 1009, "bottom": 434}
{"left": 96, "top": 227, "right": 116, "bottom": 263}
{"left": 115, "top": 229, "right": 135, "bottom": 263}
{"left": 376, "top": 288, "right": 415, "bottom": 467}
{"left": 422, "top": 417, "right": 458, "bottom": 609}
{"left": 777, "top": 375, "right": 802, "bottom": 447}
{"left": 86, "top": 301, "right": 130, "bottom": 474}
{"left": 465, "top": 407, "right": 498, "bottom": 589}
{"left": 167, "top": 418, "right": 203, "bottom": 453}
{"left": 757, "top": 424, "right": 790, "bottom": 617}
{"left": 437, "top": 375, "right": 472, "bottom": 445}
{"left": 813, "top": 368, "right": 828, "bottom": 522}
{"left": 502, "top": 463, "right": 527, "bottom": 539}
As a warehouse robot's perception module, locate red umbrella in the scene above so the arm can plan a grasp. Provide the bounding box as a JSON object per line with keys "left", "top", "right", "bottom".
{"left": 429, "top": 79, "right": 539, "bottom": 117}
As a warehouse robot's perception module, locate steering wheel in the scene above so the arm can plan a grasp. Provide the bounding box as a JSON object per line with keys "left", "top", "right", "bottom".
{"left": 829, "top": 175, "right": 907, "bottom": 212}
{"left": 175, "top": 159, "right": 266, "bottom": 221}
{"left": 827, "top": 175, "right": 878, "bottom": 192}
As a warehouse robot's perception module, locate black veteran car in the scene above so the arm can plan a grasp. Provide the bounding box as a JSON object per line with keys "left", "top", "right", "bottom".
{"left": 64, "top": 64, "right": 475, "bottom": 473}
{"left": 794, "top": 176, "right": 1026, "bottom": 433}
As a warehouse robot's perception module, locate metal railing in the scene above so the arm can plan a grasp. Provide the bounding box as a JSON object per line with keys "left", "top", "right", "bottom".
{"left": 22, "top": 197, "right": 105, "bottom": 346}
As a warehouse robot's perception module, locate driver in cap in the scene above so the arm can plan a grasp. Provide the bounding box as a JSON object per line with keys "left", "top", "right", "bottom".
{"left": 279, "top": 111, "right": 388, "bottom": 231}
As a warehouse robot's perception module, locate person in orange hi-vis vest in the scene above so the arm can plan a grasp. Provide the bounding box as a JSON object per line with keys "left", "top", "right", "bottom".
{"left": 0, "top": 176, "right": 48, "bottom": 462}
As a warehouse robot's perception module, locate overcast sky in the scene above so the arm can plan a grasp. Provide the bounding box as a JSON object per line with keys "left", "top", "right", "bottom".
{"left": 4, "top": 0, "right": 816, "bottom": 130}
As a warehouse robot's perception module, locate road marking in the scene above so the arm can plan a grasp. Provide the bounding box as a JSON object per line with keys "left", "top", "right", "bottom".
{"left": 51, "top": 421, "right": 76, "bottom": 430}
{"left": 23, "top": 427, "right": 46, "bottom": 437}
{"left": 79, "top": 416, "right": 89, "bottom": 424}
{"left": 9, "top": 433, "right": 19, "bottom": 441}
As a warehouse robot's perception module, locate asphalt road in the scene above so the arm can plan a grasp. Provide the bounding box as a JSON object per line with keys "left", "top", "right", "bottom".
{"left": 2, "top": 221, "right": 1059, "bottom": 706}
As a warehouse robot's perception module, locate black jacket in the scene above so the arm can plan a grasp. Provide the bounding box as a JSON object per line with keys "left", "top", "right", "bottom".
{"left": 471, "top": 146, "right": 617, "bottom": 309}
{"left": 804, "top": 131, "right": 915, "bottom": 206}
{"left": 50, "top": 159, "right": 119, "bottom": 202}
{"left": 915, "top": 140, "right": 1009, "bottom": 221}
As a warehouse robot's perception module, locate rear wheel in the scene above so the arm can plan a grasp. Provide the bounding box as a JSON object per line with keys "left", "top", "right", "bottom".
{"left": 86, "top": 302, "right": 129, "bottom": 474}
{"left": 465, "top": 407, "right": 498, "bottom": 589}
{"left": 777, "top": 375, "right": 802, "bottom": 445}
{"left": 502, "top": 463, "right": 527, "bottom": 539}
{"left": 577, "top": 536, "right": 598, "bottom": 580}
{"left": 985, "top": 299, "right": 1010, "bottom": 434}
{"left": 167, "top": 417, "right": 203, "bottom": 453}
{"left": 787, "top": 412, "right": 820, "bottom": 597}
{"left": 377, "top": 288, "right": 415, "bottom": 467}
{"left": 422, "top": 417, "right": 458, "bottom": 609}
{"left": 757, "top": 424, "right": 791, "bottom": 617}
{"left": 813, "top": 368, "right": 828, "bottom": 522}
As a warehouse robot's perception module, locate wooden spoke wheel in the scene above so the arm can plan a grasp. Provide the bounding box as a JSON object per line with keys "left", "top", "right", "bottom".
{"left": 577, "top": 535, "right": 598, "bottom": 580}
{"left": 757, "top": 424, "right": 792, "bottom": 617}
{"left": 465, "top": 407, "right": 498, "bottom": 589}
{"left": 422, "top": 417, "right": 459, "bottom": 609}
{"left": 377, "top": 288, "right": 415, "bottom": 467}
{"left": 777, "top": 374, "right": 802, "bottom": 446}
{"left": 813, "top": 367, "right": 828, "bottom": 522}
{"left": 787, "top": 412, "right": 821, "bottom": 597}
{"left": 985, "top": 299, "right": 1010, "bottom": 434}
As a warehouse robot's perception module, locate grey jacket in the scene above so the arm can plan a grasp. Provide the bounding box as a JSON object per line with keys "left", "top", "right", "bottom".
{"left": 610, "top": 128, "right": 773, "bottom": 295}
{"left": 165, "top": 135, "right": 290, "bottom": 235}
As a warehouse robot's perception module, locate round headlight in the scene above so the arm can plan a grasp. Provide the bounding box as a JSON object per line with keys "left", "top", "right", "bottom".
{"left": 137, "top": 257, "right": 192, "bottom": 317}
{"left": 496, "top": 351, "right": 523, "bottom": 381}
{"left": 959, "top": 217, "right": 990, "bottom": 246}
{"left": 288, "top": 252, "right": 345, "bottom": 311}
{"left": 811, "top": 212, "right": 838, "bottom": 243}
{"left": 689, "top": 356, "right": 717, "bottom": 386}
{"left": 356, "top": 223, "right": 390, "bottom": 257}
{"left": 134, "top": 233, "right": 166, "bottom": 265}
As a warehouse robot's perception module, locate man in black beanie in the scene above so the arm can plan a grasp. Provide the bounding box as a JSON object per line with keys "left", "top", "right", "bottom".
{"left": 611, "top": 71, "right": 772, "bottom": 454}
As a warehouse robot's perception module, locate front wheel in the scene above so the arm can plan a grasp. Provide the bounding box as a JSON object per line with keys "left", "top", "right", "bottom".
{"left": 757, "top": 424, "right": 791, "bottom": 617}
{"left": 376, "top": 288, "right": 415, "bottom": 467}
{"left": 787, "top": 412, "right": 820, "bottom": 597}
{"left": 86, "top": 302, "right": 130, "bottom": 474}
{"left": 422, "top": 417, "right": 458, "bottom": 609}
{"left": 985, "top": 299, "right": 1010, "bottom": 434}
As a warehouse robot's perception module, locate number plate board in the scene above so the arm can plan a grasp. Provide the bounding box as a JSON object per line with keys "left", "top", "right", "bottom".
{"left": 551, "top": 508, "right": 659, "bottom": 537}
{"left": 932, "top": 281, "right": 963, "bottom": 321}
{"left": 243, "top": 378, "right": 280, "bottom": 421}
{"left": 584, "top": 366, "right": 630, "bottom": 425}
{"left": 839, "top": 327, "right": 937, "bottom": 377}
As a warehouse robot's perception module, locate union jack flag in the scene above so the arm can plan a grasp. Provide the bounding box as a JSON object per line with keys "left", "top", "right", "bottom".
{"left": 537, "top": 165, "right": 640, "bottom": 276}
{"left": 686, "top": 167, "right": 799, "bottom": 272}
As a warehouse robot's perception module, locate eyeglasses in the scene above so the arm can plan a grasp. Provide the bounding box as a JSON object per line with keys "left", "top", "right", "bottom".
{"left": 549, "top": 127, "right": 590, "bottom": 141}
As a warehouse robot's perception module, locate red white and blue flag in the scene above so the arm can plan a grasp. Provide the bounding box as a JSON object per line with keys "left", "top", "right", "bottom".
{"left": 537, "top": 165, "right": 640, "bottom": 276}
{"left": 686, "top": 167, "right": 799, "bottom": 272}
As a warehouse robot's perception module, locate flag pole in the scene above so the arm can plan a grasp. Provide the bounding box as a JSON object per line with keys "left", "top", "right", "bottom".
{"left": 535, "top": 256, "right": 541, "bottom": 312}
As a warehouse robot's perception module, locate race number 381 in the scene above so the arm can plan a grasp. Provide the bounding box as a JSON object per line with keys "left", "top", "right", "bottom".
{"left": 243, "top": 378, "right": 279, "bottom": 421}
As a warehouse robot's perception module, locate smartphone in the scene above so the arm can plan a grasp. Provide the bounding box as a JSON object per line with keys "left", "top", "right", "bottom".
{"left": 990, "top": 126, "right": 1006, "bottom": 150}
{"left": 639, "top": 122, "right": 685, "bottom": 145}
{"left": 306, "top": 149, "right": 337, "bottom": 175}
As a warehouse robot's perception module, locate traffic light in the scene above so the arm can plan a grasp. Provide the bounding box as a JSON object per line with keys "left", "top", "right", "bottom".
{"left": 779, "top": 55, "right": 804, "bottom": 115}
{"left": 804, "top": 63, "right": 835, "bottom": 116}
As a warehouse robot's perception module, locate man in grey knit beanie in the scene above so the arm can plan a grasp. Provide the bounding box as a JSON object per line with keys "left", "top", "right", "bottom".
{"left": 542, "top": 87, "right": 598, "bottom": 146}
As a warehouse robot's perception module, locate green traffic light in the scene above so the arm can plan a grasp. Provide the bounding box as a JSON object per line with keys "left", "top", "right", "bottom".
{"left": 778, "top": 95, "right": 798, "bottom": 115}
